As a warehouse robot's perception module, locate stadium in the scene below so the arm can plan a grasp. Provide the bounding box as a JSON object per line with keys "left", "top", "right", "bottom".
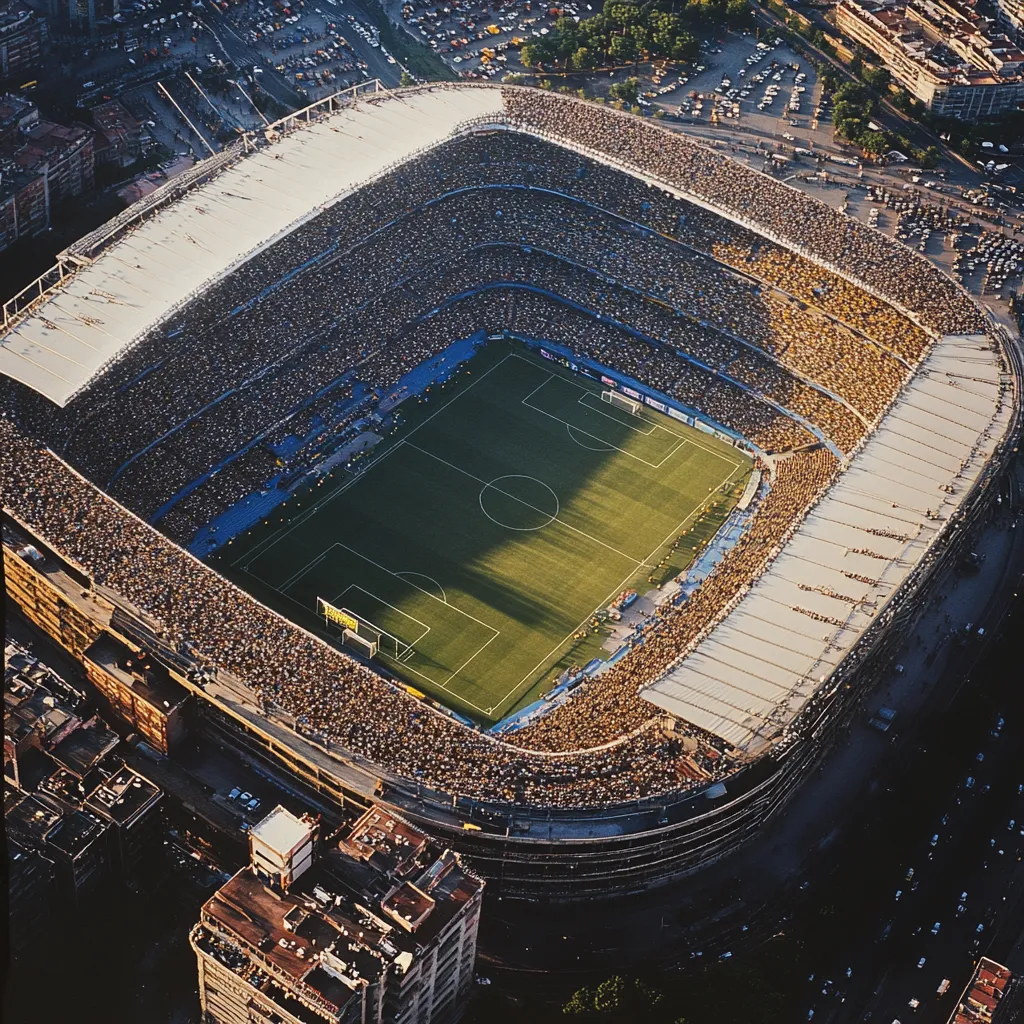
{"left": 0, "top": 83, "right": 1018, "bottom": 899}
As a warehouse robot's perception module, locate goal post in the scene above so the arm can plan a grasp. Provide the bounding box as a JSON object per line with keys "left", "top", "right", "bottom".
{"left": 342, "top": 629, "right": 378, "bottom": 659}
{"left": 601, "top": 389, "right": 642, "bottom": 416}
{"left": 316, "top": 596, "right": 408, "bottom": 660}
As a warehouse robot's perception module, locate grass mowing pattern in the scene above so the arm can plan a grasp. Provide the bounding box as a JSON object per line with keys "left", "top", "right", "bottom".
{"left": 221, "top": 345, "right": 751, "bottom": 723}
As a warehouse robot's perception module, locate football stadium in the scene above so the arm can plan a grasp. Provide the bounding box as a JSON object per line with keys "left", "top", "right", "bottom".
{"left": 1, "top": 83, "right": 1018, "bottom": 897}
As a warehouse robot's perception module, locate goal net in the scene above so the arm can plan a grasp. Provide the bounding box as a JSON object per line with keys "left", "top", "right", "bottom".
{"left": 601, "top": 390, "right": 642, "bottom": 416}
{"left": 316, "top": 597, "right": 409, "bottom": 660}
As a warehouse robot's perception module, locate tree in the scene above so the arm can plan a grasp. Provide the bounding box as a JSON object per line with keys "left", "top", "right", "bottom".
{"left": 609, "top": 76, "right": 640, "bottom": 106}
{"left": 609, "top": 33, "right": 637, "bottom": 63}
{"left": 671, "top": 30, "right": 698, "bottom": 62}
{"left": 563, "top": 975, "right": 665, "bottom": 1019}
{"left": 570, "top": 46, "right": 596, "bottom": 71}
{"left": 399, "top": 70, "right": 414, "bottom": 87}
{"left": 862, "top": 65, "right": 891, "bottom": 92}
{"left": 835, "top": 115, "right": 867, "bottom": 143}
{"left": 519, "top": 42, "right": 548, "bottom": 68}
{"left": 726, "top": 0, "right": 752, "bottom": 25}
{"left": 607, "top": 2, "right": 642, "bottom": 29}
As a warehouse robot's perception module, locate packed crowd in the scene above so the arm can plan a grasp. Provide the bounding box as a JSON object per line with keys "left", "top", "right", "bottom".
{"left": 502, "top": 87, "right": 987, "bottom": 338}
{"left": 2, "top": 419, "right": 714, "bottom": 805}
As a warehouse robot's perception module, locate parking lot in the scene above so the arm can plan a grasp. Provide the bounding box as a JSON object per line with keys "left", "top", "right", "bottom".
{"left": 218, "top": 0, "right": 404, "bottom": 101}
{"left": 389, "top": 0, "right": 589, "bottom": 80}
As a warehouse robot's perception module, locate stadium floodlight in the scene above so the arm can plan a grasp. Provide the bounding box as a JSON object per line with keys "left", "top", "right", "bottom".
{"left": 317, "top": 596, "right": 408, "bottom": 660}
{"left": 601, "top": 390, "right": 642, "bottom": 416}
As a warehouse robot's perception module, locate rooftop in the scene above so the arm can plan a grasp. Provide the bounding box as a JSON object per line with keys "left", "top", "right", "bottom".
{"left": 5, "top": 640, "right": 88, "bottom": 711}
{"left": 48, "top": 715, "right": 120, "bottom": 776}
{"left": 4, "top": 678, "right": 81, "bottom": 749}
{"left": 6, "top": 790, "right": 61, "bottom": 846}
{"left": 91, "top": 101, "right": 140, "bottom": 135}
{"left": 84, "top": 760, "right": 161, "bottom": 825}
{"left": 196, "top": 803, "right": 482, "bottom": 1020}
{"left": 643, "top": 333, "right": 1012, "bottom": 753}
{"left": 250, "top": 804, "right": 314, "bottom": 856}
{"left": 0, "top": 86, "right": 505, "bottom": 406}
{"left": 44, "top": 803, "right": 106, "bottom": 858}
{"left": 5, "top": 788, "right": 105, "bottom": 858}
{"left": 952, "top": 956, "right": 1012, "bottom": 1023}
{"left": 338, "top": 806, "right": 429, "bottom": 879}
{"left": 39, "top": 765, "right": 93, "bottom": 806}
{"left": 201, "top": 866, "right": 392, "bottom": 1017}
{"left": 84, "top": 632, "right": 188, "bottom": 712}
{"left": 331, "top": 807, "right": 482, "bottom": 944}
{"left": 840, "top": 0, "right": 1024, "bottom": 82}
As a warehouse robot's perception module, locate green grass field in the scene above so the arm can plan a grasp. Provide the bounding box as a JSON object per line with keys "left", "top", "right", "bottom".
{"left": 219, "top": 345, "right": 751, "bottom": 723}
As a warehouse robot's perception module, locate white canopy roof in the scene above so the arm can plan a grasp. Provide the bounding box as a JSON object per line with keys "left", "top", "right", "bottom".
{"left": 0, "top": 86, "right": 504, "bottom": 406}
{"left": 642, "top": 334, "right": 1010, "bottom": 754}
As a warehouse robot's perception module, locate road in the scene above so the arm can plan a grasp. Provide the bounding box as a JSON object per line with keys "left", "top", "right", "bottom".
{"left": 798, "top": 466, "right": 1024, "bottom": 1023}
{"left": 199, "top": 2, "right": 306, "bottom": 109}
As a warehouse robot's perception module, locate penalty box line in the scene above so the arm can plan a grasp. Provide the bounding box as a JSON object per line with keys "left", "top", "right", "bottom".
{"left": 576, "top": 391, "right": 658, "bottom": 436}
{"left": 323, "top": 541, "right": 503, "bottom": 712}
{"left": 252, "top": 538, "right": 504, "bottom": 714}
{"left": 329, "top": 582, "right": 432, "bottom": 651}
{"left": 517, "top": 359, "right": 747, "bottom": 470}
{"left": 521, "top": 374, "right": 686, "bottom": 470}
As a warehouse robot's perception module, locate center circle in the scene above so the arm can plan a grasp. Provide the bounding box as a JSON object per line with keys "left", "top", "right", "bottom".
{"left": 478, "top": 475, "right": 560, "bottom": 532}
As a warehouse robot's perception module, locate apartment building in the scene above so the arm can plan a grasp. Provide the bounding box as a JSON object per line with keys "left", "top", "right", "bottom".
{"left": 0, "top": 3, "right": 47, "bottom": 80}
{"left": 836, "top": 0, "right": 1024, "bottom": 117}
{"left": 192, "top": 804, "right": 484, "bottom": 1024}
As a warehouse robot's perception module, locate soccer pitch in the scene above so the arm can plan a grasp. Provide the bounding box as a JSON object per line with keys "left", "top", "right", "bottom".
{"left": 222, "top": 346, "right": 752, "bottom": 723}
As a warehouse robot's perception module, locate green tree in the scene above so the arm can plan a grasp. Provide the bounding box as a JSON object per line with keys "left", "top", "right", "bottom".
{"left": 835, "top": 115, "right": 867, "bottom": 143}
{"left": 563, "top": 975, "right": 665, "bottom": 1019}
{"left": 609, "top": 33, "right": 637, "bottom": 63}
{"left": 862, "top": 65, "right": 891, "bottom": 92}
{"left": 725, "top": 0, "right": 752, "bottom": 24}
{"left": 609, "top": 76, "right": 641, "bottom": 105}
{"left": 570, "top": 46, "right": 596, "bottom": 71}
{"left": 399, "top": 70, "right": 414, "bottom": 87}
{"left": 629, "top": 24, "right": 650, "bottom": 51}
{"left": 671, "top": 30, "right": 698, "bottom": 61}
{"left": 607, "top": 2, "right": 643, "bottom": 29}
{"left": 520, "top": 42, "right": 551, "bottom": 68}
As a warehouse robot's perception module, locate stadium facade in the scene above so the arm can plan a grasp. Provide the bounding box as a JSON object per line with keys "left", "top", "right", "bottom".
{"left": 1, "top": 84, "right": 1019, "bottom": 899}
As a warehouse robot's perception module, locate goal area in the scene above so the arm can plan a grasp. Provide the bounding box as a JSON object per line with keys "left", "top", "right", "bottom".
{"left": 601, "top": 389, "right": 642, "bottom": 416}
{"left": 317, "top": 596, "right": 410, "bottom": 660}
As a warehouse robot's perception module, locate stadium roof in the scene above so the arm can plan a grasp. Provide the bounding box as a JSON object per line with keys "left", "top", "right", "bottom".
{"left": 0, "top": 86, "right": 504, "bottom": 407}
{"left": 642, "top": 334, "right": 1011, "bottom": 754}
